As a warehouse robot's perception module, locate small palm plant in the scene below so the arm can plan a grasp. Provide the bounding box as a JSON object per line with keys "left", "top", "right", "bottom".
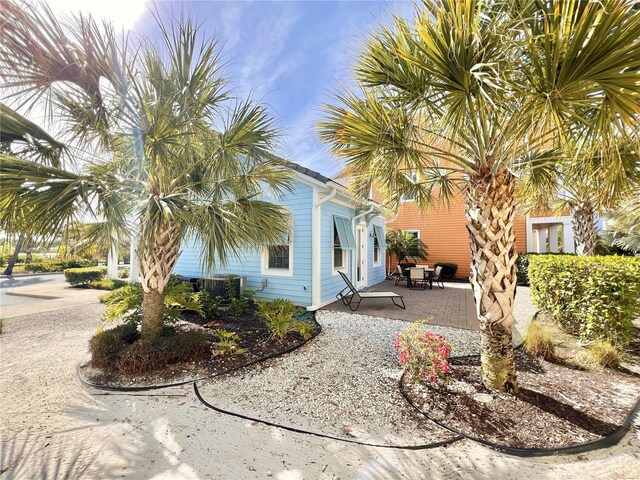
{"left": 385, "top": 229, "right": 428, "bottom": 266}
{"left": 0, "top": 1, "right": 292, "bottom": 340}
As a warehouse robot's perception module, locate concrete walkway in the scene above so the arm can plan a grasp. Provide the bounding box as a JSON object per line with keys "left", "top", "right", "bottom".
{"left": 0, "top": 277, "right": 103, "bottom": 318}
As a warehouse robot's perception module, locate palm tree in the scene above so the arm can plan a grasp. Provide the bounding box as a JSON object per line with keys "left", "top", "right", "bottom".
{"left": 518, "top": 142, "right": 639, "bottom": 256}
{"left": 0, "top": 1, "right": 293, "bottom": 339}
{"left": 318, "top": 0, "right": 640, "bottom": 392}
{"left": 385, "top": 229, "right": 428, "bottom": 266}
{"left": 603, "top": 191, "right": 640, "bottom": 253}
{"left": 0, "top": 102, "right": 66, "bottom": 275}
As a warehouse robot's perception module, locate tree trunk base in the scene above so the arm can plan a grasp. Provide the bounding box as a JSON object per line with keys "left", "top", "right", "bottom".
{"left": 480, "top": 325, "right": 517, "bottom": 393}
{"left": 141, "top": 290, "right": 165, "bottom": 339}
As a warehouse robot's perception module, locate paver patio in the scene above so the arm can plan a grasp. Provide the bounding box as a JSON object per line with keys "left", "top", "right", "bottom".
{"left": 326, "top": 279, "right": 480, "bottom": 330}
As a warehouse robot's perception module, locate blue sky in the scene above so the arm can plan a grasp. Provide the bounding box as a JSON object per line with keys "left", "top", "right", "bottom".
{"left": 27, "top": 1, "right": 414, "bottom": 176}
{"left": 128, "top": 1, "right": 415, "bottom": 176}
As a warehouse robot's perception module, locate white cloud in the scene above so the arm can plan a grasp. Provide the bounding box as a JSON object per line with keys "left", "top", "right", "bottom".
{"left": 46, "top": 0, "right": 147, "bottom": 30}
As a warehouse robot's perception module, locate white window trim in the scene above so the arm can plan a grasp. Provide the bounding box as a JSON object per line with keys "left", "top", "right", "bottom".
{"left": 262, "top": 244, "right": 294, "bottom": 277}
{"left": 373, "top": 239, "right": 382, "bottom": 267}
{"left": 332, "top": 248, "right": 348, "bottom": 276}
{"left": 404, "top": 229, "right": 420, "bottom": 239}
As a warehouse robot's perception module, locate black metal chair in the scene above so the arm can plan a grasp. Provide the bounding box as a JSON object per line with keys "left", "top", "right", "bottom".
{"left": 394, "top": 265, "right": 408, "bottom": 286}
{"left": 431, "top": 265, "right": 445, "bottom": 289}
{"left": 336, "top": 271, "right": 405, "bottom": 311}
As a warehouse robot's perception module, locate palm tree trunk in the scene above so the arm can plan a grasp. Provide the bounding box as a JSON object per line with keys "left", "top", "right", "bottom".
{"left": 466, "top": 166, "right": 518, "bottom": 393}
{"left": 573, "top": 200, "right": 597, "bottom": 256}
{"left": 139, "top": 220, "right": 182, "bottom": 340}
{"left": 3, "top": 233, "right": 25, "bottom": 276}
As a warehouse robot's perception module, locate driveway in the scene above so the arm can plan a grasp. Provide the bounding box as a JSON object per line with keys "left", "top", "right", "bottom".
{"left": 1, "top": 304, "right": 639, "bottom": 479}
{"left": 0, "top": 273, "right": 102, "bottom": 318}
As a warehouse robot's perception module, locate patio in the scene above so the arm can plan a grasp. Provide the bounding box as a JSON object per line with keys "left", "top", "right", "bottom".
{"left": 325, "top": 278, "right": 480, "bottom": 330}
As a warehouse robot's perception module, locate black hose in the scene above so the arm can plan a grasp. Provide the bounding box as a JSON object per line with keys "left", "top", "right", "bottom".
{"left": 399, "top": 372, "right": 640, "bottom": 457}
{"left": 192, "top": 381, "right": 464, "bottom": 450}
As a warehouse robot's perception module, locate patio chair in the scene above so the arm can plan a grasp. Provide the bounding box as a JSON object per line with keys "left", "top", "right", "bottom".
{"left": 394, "top": 264, "right": 408, "bottom": 286}
{"left": 431, "top": 265, "right": 445, "bottom": 289}
{"left": 408, "top": 267, "right": 428, "bottom": 290}
{"left": 336, "top": 270, "right": 405, "bottom": 311}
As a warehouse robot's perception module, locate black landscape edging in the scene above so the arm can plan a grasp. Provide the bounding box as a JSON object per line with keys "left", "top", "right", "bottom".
{"left": 399, "top": 372, "right": 640, "bottom": 457}
{"left": 77, "top": 317, "right": 323, "bottom": 392}
{"left": 192, "top": 381, "right": 464, "bottom": 450}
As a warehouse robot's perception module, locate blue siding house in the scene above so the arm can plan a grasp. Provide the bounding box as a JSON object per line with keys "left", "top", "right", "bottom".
{"left": 174, "top": 162, "right": 387, "bottom": 309}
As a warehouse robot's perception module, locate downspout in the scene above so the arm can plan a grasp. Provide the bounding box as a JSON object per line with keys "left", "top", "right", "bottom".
{"left": 351, "top": 204, "right": 375, "bottom": 285}
{"left": 310, "top": 188, "right": 338, "bottom": 310}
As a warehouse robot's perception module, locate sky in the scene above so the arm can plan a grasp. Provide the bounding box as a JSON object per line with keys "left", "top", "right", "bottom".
{"left": 38, "top": 0, "right": 415, "bottom": 177}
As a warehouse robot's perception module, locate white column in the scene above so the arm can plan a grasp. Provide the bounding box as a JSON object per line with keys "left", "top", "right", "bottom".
{"left": 534, "top": 228, "right": 542, "bottom": 253}
{"left": 129, "top": 235, "right": 139, "bottom": 283}
{"left": 107, "top": 238, "right": 118, "bottom": 280}
{"left": 562, "top": 220, "right": 575, "bottom": 253}
{"left": 548, "top": 225, "right": 559, "bottom": 253}
{"left": 525, "top": 217, "right": 533, "bottom": 252}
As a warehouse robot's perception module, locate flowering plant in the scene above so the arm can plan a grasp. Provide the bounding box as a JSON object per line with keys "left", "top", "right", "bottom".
{"left": 393, "top": 320, "right": 451, "bottom": 382}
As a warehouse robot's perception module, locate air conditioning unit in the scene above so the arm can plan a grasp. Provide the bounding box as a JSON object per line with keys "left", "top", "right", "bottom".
{"left": 190, "top": 275, "right": 246, "bottom": 299}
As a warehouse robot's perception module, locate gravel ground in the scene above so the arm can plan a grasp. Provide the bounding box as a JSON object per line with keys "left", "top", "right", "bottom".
{"left": 195, "top": 310, "right": 480, "bottom": 446}
{"left": 3, "top": 304, "right": 640, "bottom": 479}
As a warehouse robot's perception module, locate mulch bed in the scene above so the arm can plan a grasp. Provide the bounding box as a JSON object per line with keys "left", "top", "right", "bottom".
{"left": 80, "top": 305, "right": 320, "bottom": 388}
{"left": 402, "top": 351, "right": 640, "bottom": 449}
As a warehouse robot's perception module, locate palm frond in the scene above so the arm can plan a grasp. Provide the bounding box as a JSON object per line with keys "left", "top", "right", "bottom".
{"left": 0, "top": 103, "right": 65, "bottom": 166}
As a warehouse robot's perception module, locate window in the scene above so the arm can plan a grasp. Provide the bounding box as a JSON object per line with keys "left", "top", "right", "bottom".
{"left": 401, "top": 172, "right": 419, "bottom": 202}
{"left": 268, "top": 245, "right": 289, "bottom": 269}
{"left": 404, "top": 230, "right": 420, "bottom": 239}
{"left": 373, "top": 235, "right": 380, "bottom": 264}
{"left": 333, "top": 215, "right": 356, "bottom": 274}
{"left": 262, "top": 216, "right": 293, "bottom": 276}
{"left": 333, "top": 223, "right": 347, "bottom": 271}
{"left": 372, "top": 225, "right": 385, "bottom": 266}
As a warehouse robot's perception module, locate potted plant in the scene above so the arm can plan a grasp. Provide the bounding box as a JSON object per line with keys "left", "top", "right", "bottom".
{"left": 386, "top": 230, "right": 428, "bottom": 273}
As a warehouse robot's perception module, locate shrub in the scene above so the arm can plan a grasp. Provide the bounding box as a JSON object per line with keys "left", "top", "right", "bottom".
{"left": 90, "top": 323, "right": 140, "bottom": 369}
{"left": 435, "top": 262, "right": 458, "bottom": 278}
{"left": 212, "top": 329, "right": 246, "bottom": 356}
{"left": 114, "top": 330, "right": 210, "bottom": 375}
{"left": 529, "top": 255, "right": 640, "bottom": 344}
{"left": 195, "top": 290, "right": 219, "bottom": 319}
{"left": 579, "top": 341, "right": 621, "bottom": 369}
{"left": 89, "top": 278, "right": 128, "bottom": 290}
{"left": 227, "top": 289, "right": 255, "bottom": 316}
{"left": 257, "top": 298, "right": 314, "bottom": 340}
{"left": 393, "top": 320, "right": 451, "bottom": 383}
{"left": 101, "top": 279, "right": 205, "bottom": 325}
{"left": 524, "top": 321, "right": 557, "bottom": 361}
{"left": 117, "top": 267, "right": 130, "bottom": 279}
{"left": 90, "top": 325, "right": 209, "bottom": 374}
{"left": 24, "top": 258, "right": 95, "bottom": 273}
{"left": 64, "top": 266, "right": 107, "bottom": 285}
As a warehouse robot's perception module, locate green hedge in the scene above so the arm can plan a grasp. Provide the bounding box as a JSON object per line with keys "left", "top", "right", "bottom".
{"left": 516, "top": 252, "right": 575, "bottom": 286}
{"left": 529, "top": 255, "right": 640, "bottom": 343}
{"left": 435, "top": 262, "right": 458, "bottom": 277}
{"left": 64, "top": 266, "right": 107, "bottom": 286}
{"left": 23, "top": 258, "right": 96, "bottom": 273}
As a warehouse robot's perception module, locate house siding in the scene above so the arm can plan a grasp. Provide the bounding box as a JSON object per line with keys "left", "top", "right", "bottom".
{"left": 386, "top": 192, "right": 527, "bottom": 278}
{"left": 174, "top": 180, "right": 314, "bottom": 306}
